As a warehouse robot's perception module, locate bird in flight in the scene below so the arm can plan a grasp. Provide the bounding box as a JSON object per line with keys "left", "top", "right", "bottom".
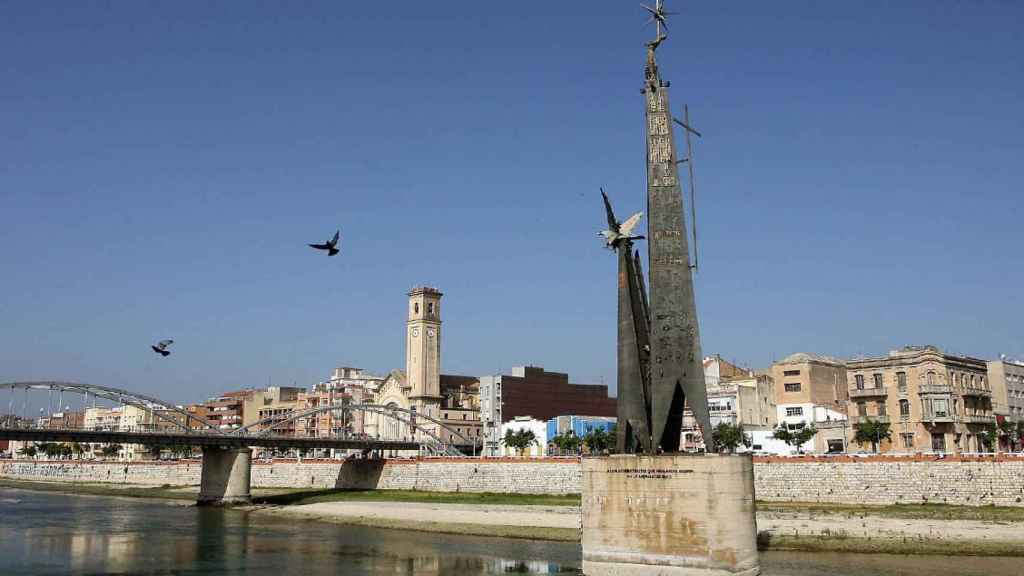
{"left": 151, "top": 339, "right": 174, "bottom": 357}
{"left": 599, "top": 188, "right": 645, "bottom": 249}
{"left": 309, "top": 230, "right": 341, "bottom": 256}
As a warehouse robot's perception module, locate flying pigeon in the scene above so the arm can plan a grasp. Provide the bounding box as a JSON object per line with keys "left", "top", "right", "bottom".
{"left": 309, "top": 230, "right": 340, "bottom": 256}
{"left": 151, "top": 339, "right": 173, "bottom": 357}
{"left": 599, "top": 189, "right": 645, "bottom": 249}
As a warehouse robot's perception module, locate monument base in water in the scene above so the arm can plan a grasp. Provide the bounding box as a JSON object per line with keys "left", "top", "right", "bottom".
{"left": 581, "top": 453, "right": 759, "bottom": 576}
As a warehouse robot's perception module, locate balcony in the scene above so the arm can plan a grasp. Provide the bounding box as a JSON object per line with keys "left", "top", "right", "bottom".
{"left": 962, "top": 414, "right": 996, "bottom": 425}
{"left": 921, "top": 412, "right": 955, "bottom": 423}
{"left": 961, "top": 387, "right": 992, "bottom": 398}
{"left": 919, "top": 384, "right": 953, "bottom": 395}
{"left": 850, "top": 387, "right": 888, "bottom": 399}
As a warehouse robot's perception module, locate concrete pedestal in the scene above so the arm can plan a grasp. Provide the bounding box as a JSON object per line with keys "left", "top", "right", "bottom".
{"left": 582, "top": 454, "right": 759, "bottom": 576}
{"left": 197, "top": 447, "right": 252, "bottom": 506}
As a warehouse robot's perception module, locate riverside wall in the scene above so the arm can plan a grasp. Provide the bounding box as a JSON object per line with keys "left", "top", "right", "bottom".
{"left": 3, "top": 455, "right": 1024, "bottom": 506}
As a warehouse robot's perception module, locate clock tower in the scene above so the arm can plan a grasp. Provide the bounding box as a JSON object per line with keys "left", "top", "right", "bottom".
{"left": 406, "top": 286, "right": 443, "bottom": 408}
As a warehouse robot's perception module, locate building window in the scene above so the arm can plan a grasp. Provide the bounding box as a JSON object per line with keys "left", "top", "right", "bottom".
{"left": 931, "top": 433, "right": 946, "bottom": 452}
{"left": 897, "top": 372, "right": 907, "bottom": 393}
{"left": 877, "top": 401, "right": 887, "bottom": 416}
{"left": 901, "top": 433, "right": 914, "bottom": 449}
{"left": 783, "top": 370, "right": 800, "bottom": 377}
{"left": 855, "top": 375, "right": 864, "bottom": 390}
{"left": 873, "top": 373, "right": 883, "bottom": 388}
{"left": 899, "top": 399, "right": 910, "bottom": 417}
{"left": 784, "top": 383, "right": 801, "bottom": 393}
{"left": 933, "top": 399, "right": 948, "bottom": 418}
{"left": 785, "top": 407, "right": 803, "bottom": 417}
{"left": 857, "top": 401, "right": 866, "bottom": 417}
{"left": 414, "top": 303, "right": 419, "bottom": 314}
{"left": 927, "top": 371, "right": 936, "bottom": 386}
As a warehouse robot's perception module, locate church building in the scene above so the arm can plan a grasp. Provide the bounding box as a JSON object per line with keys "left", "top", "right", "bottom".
{"left": 365, "top": 287, "right": 482, "bottom": 447}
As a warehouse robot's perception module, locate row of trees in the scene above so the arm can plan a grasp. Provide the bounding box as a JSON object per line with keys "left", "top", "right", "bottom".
{"left": 502, "top": 426, "right": 616, "bottom": 456}
{"left": 711, "top": 417, "right": 1024, "bottom": 455}
{"left": 13, "top": 442, "right": 201, "bottom": 460}
{"left": 15, "top": 442, "right": 121, "bottom": 459}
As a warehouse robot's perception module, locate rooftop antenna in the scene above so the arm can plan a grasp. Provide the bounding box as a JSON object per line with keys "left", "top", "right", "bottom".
{"left": 673, "top": 106, "right": 702, "bottom": 271}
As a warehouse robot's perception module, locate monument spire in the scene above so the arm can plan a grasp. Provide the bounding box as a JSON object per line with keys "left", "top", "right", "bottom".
{"left": 640, "top": 1, "right": 713, "bottom": 452}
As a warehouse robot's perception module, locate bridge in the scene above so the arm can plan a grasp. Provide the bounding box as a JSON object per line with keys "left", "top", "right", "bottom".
{"left": 0, "top": 381, "right": 480, "bottom": 505}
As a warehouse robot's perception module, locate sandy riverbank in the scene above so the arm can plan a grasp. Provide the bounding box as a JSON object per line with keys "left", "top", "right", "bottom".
{"left": 251, "top": 501, "right": 581, "bottom": 542}
{"left": 249, "top": 500, "right": 1024, "bottom": 555}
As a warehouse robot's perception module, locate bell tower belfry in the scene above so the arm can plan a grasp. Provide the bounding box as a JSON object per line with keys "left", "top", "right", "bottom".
{"left": 406, "top": 286, "right": 442, "bottom": 405}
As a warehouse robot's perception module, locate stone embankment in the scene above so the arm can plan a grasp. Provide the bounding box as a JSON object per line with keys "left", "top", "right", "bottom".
{"left": 755, "top": 454, "right": 1024, "bottom": 507}
{"left": 3, "top": 454, "right": 1024, "bottom": 507}
{"left": 0, "top": 457, "right": 581, "bottom": 495}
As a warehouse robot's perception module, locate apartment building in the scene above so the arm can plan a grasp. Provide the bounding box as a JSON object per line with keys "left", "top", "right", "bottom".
{"left": 988, "top": 357, "right": 1024, "bottom": 422}
{"left": 707, "top": 374, "right": 777, "bottom": 429}
{"left": 769, "top": 353, "right": 849, "bottom": 453}
{"left": 847, "top": 345, "right": 994, "bottom": 454}
{"left": 242, "top": 386, "right": 304, "bottom": 436}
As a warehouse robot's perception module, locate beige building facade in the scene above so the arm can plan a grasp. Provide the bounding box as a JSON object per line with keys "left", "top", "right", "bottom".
{"left": 242, "top": 386, "right": 304, "bottom": 435}
{"left": 707, "top": 374, "right": 777, "bottom": 429}
{"left": 988, "top": 358, "right": 1024, "bottom": 422}
{"left": 847, "top": 345, "right": 995, "bottom": 454}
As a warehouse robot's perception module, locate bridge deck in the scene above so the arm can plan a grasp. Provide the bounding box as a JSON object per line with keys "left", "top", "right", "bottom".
{"left": 0, "top": 428, "right": 473, "bottom": 452}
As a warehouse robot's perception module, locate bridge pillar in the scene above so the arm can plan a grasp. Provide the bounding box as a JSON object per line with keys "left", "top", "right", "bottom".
{"left": 198, "top": 446, "right": 251, "bottom": 506}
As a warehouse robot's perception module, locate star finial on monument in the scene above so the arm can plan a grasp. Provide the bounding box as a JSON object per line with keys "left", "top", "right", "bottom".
{"left": 641, "top": 0, "right": 677, "bottom": 45}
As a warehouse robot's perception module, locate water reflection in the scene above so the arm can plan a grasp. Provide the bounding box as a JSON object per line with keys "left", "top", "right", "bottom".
{"left": 0, "top": 488, "right": 581, "bottom": 575}
{"left": 2, "top": 489, "right": 1022, "bottom": 575}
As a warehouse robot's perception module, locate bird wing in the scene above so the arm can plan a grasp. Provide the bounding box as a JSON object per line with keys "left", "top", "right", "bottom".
{"left": 309, "top": 243, "right": 330, "bottom": 250}
{"left": 619, "top": 212, "right": 644, "bottom": 237}
{"left": 157, "top": 339, "right": 173, "bottom": 349}
{"left": 331, "top": 230, "right": 340, "bottom": 245}
{"left": 600, "top": 188, "right": 618, "bottom": 231}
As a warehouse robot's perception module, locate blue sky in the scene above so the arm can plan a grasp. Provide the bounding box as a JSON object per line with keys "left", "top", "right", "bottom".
{"left": 1, "top": 1, "right": 1021, "bottom": 405}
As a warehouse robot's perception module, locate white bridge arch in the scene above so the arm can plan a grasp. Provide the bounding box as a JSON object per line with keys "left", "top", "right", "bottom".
{"left": 0, "top": 381, "right": 222, "bottom": 434}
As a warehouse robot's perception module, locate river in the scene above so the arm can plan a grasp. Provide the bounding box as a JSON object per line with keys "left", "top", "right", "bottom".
{"left": 0, "top": 488, "right": 1019, "bottom": 575}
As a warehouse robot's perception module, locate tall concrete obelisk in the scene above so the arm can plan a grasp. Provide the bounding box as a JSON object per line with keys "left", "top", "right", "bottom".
{"left": 583, "top": 5, "right": 760, "bottom": 574}
{"left": 642, "top": 28, "right": 713, "bottom": 452}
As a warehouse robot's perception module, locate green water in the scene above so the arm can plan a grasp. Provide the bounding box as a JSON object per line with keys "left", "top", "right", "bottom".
{"left": 0, "top": 489, "right": 1019, "bottom": 575}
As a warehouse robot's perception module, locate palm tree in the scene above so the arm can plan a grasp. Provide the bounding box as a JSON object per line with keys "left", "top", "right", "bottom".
{"left": 501, "top": 429, "right": 538, "bottom": 456}
{"left": 583, "top": 427, "right": 613, "bottom": 454}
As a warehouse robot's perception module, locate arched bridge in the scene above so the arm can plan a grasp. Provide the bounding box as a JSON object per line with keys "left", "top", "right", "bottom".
{"left": 0, "top": 381, "right": 481, "bottom": 504}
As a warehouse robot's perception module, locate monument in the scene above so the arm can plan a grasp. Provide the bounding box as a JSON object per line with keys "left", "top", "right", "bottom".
{"left": 582, "top": 3, "right": 760, "bottom": 574}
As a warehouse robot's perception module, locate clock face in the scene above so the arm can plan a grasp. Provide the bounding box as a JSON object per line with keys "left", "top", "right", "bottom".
{"left": 427, "top": 328, "right": 436, "bottom": 338}
{"left": 411, "top": 327, "right": 420, "bottom": 338}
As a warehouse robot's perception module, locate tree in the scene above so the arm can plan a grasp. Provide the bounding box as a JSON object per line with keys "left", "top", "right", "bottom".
{"left": 977, "top": 423, "right": 999, "bottom": 453}
{"left": 711, "top": 422, "right": 751, "bottom": 454}
{"left": 100, "top": 444, "right": 121, "bottom": 458}
{"left": 854, "top": 419, "right": 892, "bottom": 453}
{"left": 17, "top": 445, "right": 37, "bottom": 458}
{"left": 583, "top": 427, "right": 613, "bottom": 454}
{"left": 501, "top": 428, "right": 538, "bottom": 456}
{"left": 772, "top": 424, "right": 818, "bottom": 454}
{"left": 998, "top": 420, "right": 1018, "bottom": 452}
{"left": 72, "top": 443, "right": 85, "bottom": 458}
{"left": 550, "top": 432, "right": 581, "bottom": 455}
